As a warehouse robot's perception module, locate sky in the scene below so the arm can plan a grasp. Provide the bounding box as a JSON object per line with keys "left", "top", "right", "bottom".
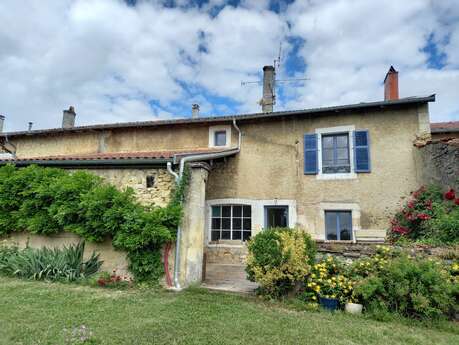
{"left": 1, "top": 0, "right": 458, "bottom": 132}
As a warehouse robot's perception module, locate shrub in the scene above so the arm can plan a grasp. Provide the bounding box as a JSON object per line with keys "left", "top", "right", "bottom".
{"left": 0, "top": 242, "right": 102, "bottom": 281}
{"left": 302, "top": 255, "right": 355, "bottom": 304}
{"left": 95, "top": 270, "right": 133, "bottom": 289}
{"left": 0, "top": 164, "right": 188, "bottom": 282}
{"left": 389, "top": 185, "right": 458, "bottom": 244}
{"left": 246, "top": 228, "right": 316, "bottom": 297}
{"left": 353, "top": 254, "right": 455, "bottom": 319}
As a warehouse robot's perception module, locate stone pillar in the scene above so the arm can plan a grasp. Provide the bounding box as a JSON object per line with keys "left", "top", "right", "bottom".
{"left": 177, "top": 162, "right": 210, "bottom": 287}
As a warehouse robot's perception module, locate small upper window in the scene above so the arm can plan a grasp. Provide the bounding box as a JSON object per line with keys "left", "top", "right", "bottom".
{"left": 146, "top": 175, "right": 155, "bottom": 188}
{"left": 325, "top": 211, "right": 352, "bottom": 241}
{"left": 322, "top": 133, "right": 350, "bottom": 174}
{"left": 214, "top": 131, "right": 227, "bottom": 147}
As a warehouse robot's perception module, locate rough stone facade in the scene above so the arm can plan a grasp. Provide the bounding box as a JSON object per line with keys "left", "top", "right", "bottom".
{"left": 417, "top": 139, "right": 459, "bottom": 191}
{"left": 88, "top": 168, "right": 175, "bottom": 207}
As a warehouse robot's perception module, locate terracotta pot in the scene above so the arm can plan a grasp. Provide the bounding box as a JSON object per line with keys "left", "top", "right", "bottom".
{"left": 345, "top": 302, "right": 363, "bottom": 314}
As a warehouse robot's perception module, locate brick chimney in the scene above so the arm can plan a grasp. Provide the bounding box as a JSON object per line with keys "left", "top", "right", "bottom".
{"left": 261, "top": 65, "right": 275, "bottom": 112}
{"left": 384, "top": 66, "right": 399, "bottom": 101}
{"left": 62, "top": 106, "right": 76, "bottom": 128}
{"left": 0, "top": 115, "right": 4, "bottom": 132}
{"left": 191, "top": 104, "right": 200, "bottom": 118}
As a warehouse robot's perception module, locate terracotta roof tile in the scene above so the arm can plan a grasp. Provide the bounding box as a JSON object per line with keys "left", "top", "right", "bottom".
{"left": 430, "top": 121, "right": 459, "bottom": 132}
{"left": 1, "top": 148, "right": 225, "bottom": 162}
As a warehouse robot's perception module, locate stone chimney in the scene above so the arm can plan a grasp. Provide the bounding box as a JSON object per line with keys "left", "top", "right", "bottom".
{"left": 0, "top": 115, "right": 4, "bottom": 132}
{"left": 62, "top": 106, "right": 76, "bottom": 128}
{"left": 192, "top": 104, "right": 200, "bottom": 118}
{"left": 384, "top": 66, "right": 399, "bottom": 101}
{"left": 261, "top": 65, "right": 275, "bottom": 113}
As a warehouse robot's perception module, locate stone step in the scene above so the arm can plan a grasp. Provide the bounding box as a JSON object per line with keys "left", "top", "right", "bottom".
{"left": 204, "top": 263, "right": 248, "bottom": 281}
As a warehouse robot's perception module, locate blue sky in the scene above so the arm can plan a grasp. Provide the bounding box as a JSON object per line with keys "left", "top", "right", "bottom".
{"left": 0, "top": 0, "right": 458, "bottom": 131}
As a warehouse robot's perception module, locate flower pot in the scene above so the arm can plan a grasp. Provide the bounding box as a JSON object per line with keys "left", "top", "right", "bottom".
{"left": 345, "top": 302, "right": 363, "bottom": 315}
{"left": 319, "top": 297, "right": 339, "bottom": 311}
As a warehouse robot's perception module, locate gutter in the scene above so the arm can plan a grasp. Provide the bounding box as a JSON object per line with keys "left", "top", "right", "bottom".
{"left": 0, "top": 158, "right": 171, "bottom": 168}
{"left": 168, "top": 119, "right": 241, "bottom": 290}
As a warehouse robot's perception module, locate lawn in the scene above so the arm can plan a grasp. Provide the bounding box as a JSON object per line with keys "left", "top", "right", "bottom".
{"left": 0, "top": 277, "right": 457, "bottom": 345}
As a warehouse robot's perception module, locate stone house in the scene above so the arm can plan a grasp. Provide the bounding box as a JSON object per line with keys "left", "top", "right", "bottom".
{"left": 0, "top": 67, "right": 436, "bottom": 289}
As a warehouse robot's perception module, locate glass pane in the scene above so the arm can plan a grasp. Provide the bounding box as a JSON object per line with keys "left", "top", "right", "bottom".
{"left": 211, "top": 231, "right": 220, "bottom": 241}
{"left": 232, "top": 231, "right": 242, "bottom": 240}
{"left": 243, "top": 205, "right": 251, "bottom": 217}
{"left": 214, "top": 131, "right": 227, "bottom": 146}
{"left": 336, "top": 135, "right": 348, "bottom": 148}
{"left": 339, "top": 212, "right": 352, "bottom": 240}
{"left": 322, "top": 136, "right": 334, "bottom": 149}
{"left": 222, "top": 206, "right": 231, "bottom": 217}
{"left": 211, "top": 206, "right": 221, "bottom": 217}
{"left": 222, "top": 218, "right": 231, "bottom": 230}
{"left": 233, "top": 218, "right": 242, "bottom": 230}
{"left": 221, "top": 231, "right": 231, "bottom": 240}
{"left": 243, "top": 218, "right": 251, "bottom": 230}
{"left": 322, "top": 148, "right": 334, "bottom": 165}
{"left": 233, "top": 206, "right": 242, "bottom": 217}
{"left": 243, "top": 231, "right": 251, "bottom": 241}
{"left": 211, "top": 218, "right": 221, "bottom": 230}
{"left": 336, "top": 148, "right": 349, "bottom": 160}
{"left": 325, "top": 212, "right": 337, "bottom": 240}
{"left": 266, "top": 207, "right": 288, "bottom": 228}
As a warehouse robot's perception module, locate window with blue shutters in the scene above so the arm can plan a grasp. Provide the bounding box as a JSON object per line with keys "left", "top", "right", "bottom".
{"left": 354, "top": 130, "right": 371, "bottom": 172}
{"left": 304, "top": 133, "right": 318, "bottom": 174}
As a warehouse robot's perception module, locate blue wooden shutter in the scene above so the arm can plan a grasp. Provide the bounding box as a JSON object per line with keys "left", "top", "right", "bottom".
{"left": 354, "top": 130, "right": 371, "bottom": 173}
{"left": 304, "top": 133, "right": 318, "bottom": 174}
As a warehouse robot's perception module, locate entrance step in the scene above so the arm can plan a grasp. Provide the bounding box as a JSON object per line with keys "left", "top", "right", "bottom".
{"left": 203, "top": 263, "right": 258, "bottom": 293}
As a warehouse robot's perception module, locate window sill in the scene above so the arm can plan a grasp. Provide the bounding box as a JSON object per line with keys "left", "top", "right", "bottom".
{"left": 316, "top": 172, "right": 357, "bottom": 180}
{"left": 207, "top": 240, "right": 246, "bottom": 247}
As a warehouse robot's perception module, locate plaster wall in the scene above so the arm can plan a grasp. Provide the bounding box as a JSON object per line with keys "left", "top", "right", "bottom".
{"left": 206, "top": 106, "right": 427, "bottom": 239}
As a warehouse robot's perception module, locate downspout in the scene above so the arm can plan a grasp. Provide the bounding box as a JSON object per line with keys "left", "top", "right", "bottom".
{"left": 169, "top": 119, "right": 241, "bottom": 290}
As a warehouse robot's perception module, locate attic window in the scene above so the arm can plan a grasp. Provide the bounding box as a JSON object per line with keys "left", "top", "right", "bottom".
{"left": 214, "top": 131, "right": 227, "bottom": 147}
{"left": 146, "top": 175, "right": 155, "bottom": 188}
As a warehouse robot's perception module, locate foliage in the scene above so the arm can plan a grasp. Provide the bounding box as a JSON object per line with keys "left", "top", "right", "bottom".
{"left": 347, "top": 245, "right": 395, "bottom": 279}
{"left": 302, "top": 255, "right": 355, "bottom": 304}
{"left": 95, "top": 270, "right": 133, "bottom": 289}
{"left": 246, "top": 228, "right": 316, "bottom": 297}
{"left": 353, "top": 254, "right": 456, "bottom": 319}
{"left": 0, "top": 242, "right": 101, "bottom": 281}
{"left": 389, "top": 185, "right": 458, "bottom": 244}
{"left": 0, "top": 164, "right": 188, "bottom": 282}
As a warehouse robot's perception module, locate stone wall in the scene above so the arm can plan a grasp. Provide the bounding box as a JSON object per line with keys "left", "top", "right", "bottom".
{"left": 1, "top": 232, "right": 130, "bottom": 276}
{"left": 87, "top": 168, "right": 175, "bottom": 207}
{"left": 417, "top": 139, "right": 459, "bottom": 190}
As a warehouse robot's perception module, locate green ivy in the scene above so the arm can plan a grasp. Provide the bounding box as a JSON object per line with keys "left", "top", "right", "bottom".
{"left": 0, "top": 164, "right": 189, "bottom": 283}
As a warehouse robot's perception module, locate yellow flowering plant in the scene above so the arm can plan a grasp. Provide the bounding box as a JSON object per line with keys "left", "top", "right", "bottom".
{"left": 302, "top": 255, "right": 356, "bottom": 303}
{"left": 246, "top": 228, "right": 316, "bottom": 297}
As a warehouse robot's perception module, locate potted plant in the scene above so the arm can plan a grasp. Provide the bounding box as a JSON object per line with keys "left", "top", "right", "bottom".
{"left": 318, "top": 278, "right": 341, "bottom": 311}
{"left": 319, "top": 295, "right": 339, "bottom": 311}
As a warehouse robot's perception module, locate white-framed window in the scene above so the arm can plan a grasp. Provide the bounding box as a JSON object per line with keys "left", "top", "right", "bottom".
{"left": 316, "top": 125, "right": 357, "bottom": 180}
{"left": 325, "top": 210, "right": 353, "bottom": 241}
{"left": 210, "top": 204, "right": 252, "bottom": 241}
{"left": 206, "top": 199, "right": 297, "bottom": 245}
{"left": 209, "top": 125, "right": 231, "bottom": 148}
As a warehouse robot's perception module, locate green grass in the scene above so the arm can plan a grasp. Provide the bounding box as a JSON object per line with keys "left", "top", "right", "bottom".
{"left": 0, "top": 277, "right": 457, "bottom": 345}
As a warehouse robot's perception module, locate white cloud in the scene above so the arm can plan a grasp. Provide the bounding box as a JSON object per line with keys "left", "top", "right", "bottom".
{"left": 0, "top": 0, "right": 458, "bottom": 132}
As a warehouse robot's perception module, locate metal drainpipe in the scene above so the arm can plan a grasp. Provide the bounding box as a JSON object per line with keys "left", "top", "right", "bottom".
{"left": 170, "top": 119, "right": 241, "bottom": 290}
{"left": 166, "top": 162, "right": 182, "bottom": 290}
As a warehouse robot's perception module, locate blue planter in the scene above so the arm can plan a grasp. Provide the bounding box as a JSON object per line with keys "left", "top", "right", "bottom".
{"left": 319, "top": 297, "right": 339, "bottom": 311}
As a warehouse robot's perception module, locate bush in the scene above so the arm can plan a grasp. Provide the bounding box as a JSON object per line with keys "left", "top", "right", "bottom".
{"left": 353, "top": 254, "right": 455, "bottom": 319}
{"left": 0, "top": 242, "right": 102, "bottom": 281}
{"left": 389, "top": 185, "right": 458, "bottom": 244}
{"left": 0, "top": 164, "right": 187, "bottom": 282}
{"left": 246, "top": 228, "right": 316, "bottom": 297}
{"left": 302, "top": 255, "right": 355, "bottom": 304}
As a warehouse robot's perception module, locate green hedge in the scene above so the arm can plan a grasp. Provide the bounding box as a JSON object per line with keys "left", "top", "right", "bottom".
{"left": 0, "top": 164, "right": 188, "bottom": 282}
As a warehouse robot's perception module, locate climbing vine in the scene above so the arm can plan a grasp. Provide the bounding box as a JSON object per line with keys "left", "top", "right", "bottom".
{"left": 0, "top": 164, "right": 189, "bottom": 282}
